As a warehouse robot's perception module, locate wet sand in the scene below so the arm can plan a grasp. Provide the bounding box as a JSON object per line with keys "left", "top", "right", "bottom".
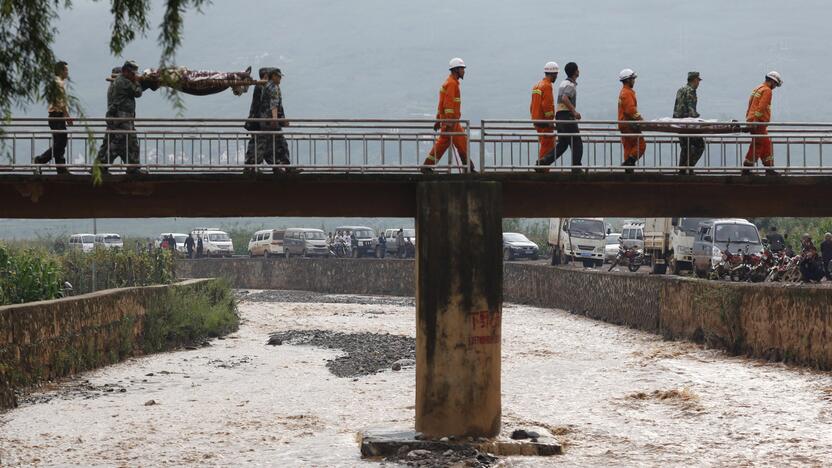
{"left": 2, "top": 291, "right": 831, "bottom": 466}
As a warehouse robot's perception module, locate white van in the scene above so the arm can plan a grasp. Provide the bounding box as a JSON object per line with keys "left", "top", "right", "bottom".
{"left": 191, "top": 227, "right": 234, "bottom": 257}
{"left": 155, "top": 233, "right": 189, "bottom": 253}
{"left": 548, "top": 218, "right": 606, "bottom": 267}
{"left": 94, "top": 233, "right": 123, "bottom": 250}
{"left": 69, "top": 233, "right": 95, "bottom": 253}
{"left": 248, "top": 229, "right": 285, "bottom": 257}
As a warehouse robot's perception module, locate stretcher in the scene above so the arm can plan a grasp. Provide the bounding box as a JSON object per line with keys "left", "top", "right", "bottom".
{"left": 639, "top": 118, "right": 744, "bottom": 134}
{"left": 106, "top": 66, "right": 264, "bottom": 96}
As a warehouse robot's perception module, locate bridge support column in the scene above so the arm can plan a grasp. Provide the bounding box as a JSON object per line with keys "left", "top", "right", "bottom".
{"left": 415, "top": 181, "right": 503, "bottom": 438}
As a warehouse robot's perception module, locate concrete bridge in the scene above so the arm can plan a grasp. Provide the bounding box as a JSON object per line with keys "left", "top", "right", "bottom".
{"left": 3, "top": 117, "right": 832, "bottom": 439}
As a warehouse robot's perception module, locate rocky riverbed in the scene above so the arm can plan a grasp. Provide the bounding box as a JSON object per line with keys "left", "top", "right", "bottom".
{"left": 2, "top": 290, "right": 832, "bottom": 466}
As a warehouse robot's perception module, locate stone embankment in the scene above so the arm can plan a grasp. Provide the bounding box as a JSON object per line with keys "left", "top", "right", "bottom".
{"left": 178, "top": 258, "right": 832, "bottom": 371}
{"left": 0, "top": 278, "right": 237, "bottom": 409}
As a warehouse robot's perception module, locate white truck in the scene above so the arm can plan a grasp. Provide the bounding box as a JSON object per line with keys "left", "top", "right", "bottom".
{"left": 643, "top": 217, "right": 712, "bottom": 274}
{"left": 548, "top": 217, "right": 606, "bottom": 268}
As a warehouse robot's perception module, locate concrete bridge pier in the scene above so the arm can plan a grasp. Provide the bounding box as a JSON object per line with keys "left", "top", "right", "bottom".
{"left": 415, "top": 181, "right": 503, "bottom": 438}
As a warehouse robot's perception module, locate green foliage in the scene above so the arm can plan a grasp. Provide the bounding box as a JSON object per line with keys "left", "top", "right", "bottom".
{"left": 751, "top": 217, "right": 832, "bottom": 250}
{"left": 0, "top": 244, "right": 63, "bottom": 305}
{"left": 142, "top": 279, "right": 239, "bottom": 352}
{"left": 503, "top": 218, "right": 551, "bottom": 256}
{"left": 0, "top": 243, "right": 175, "bottom": 304}
{"left": 0, "top": 0, "right": 206, "bottom": 119}
{"left": 222, "top": 222, "right": 264, "bottom": 255}
{"left": 61, "top": 247, "right": 175, "bottom": 294}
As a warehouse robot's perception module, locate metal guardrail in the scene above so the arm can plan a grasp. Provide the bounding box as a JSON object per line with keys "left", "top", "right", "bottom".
{"left": 1, "top": 117, "right": 831, "bottom": 175}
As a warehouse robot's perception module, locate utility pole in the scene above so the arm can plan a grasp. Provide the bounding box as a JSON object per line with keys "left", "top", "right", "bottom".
{"left": 92, "top": 218, "right": 97, "bottom": 292}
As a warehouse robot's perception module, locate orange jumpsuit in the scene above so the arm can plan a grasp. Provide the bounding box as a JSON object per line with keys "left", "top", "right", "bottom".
{"left": 530, "top": 76, "right": 556, "bottom": 160}
{"left": 424, "top": 74, "right": 468, "bottom": 166}
{"left": 745, "top": 84, "right": 773, "bottom": 166}
{"left": 618, "top": 86, "right": 646, "bottom": 160}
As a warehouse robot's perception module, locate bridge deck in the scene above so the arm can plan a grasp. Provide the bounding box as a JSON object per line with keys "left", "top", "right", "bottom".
{"left": 2, "top": 172, "right": 830, "bottom": 218}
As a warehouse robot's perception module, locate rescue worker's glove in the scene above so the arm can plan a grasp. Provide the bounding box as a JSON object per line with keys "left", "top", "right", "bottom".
{"left": 433, "top": 122, "right": 441, "bottom": 131}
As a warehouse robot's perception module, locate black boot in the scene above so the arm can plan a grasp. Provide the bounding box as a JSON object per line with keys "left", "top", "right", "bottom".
{"left": 534, "top": 152, "right": 555, "bottom": 173}
{"left": 765, "top": 169, "right": 780, "bottom": 176}
{"left": 622, "top": 157, "right": 637, "bottom": 174}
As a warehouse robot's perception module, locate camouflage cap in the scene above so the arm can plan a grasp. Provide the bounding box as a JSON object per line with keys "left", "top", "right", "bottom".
{"left": 687, "top": 71, "right": 701, "bottom": 81}
{"left": 122, "top": 60, "right": 139, "bottom": 71}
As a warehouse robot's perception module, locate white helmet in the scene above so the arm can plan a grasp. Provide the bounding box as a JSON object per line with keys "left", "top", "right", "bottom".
{"left": 544, "top": 61, "right": 560, "bottom": 74}
{"left": 619, "top": 68, "right": 637, "bottom": 81}
{"left": 766, "top": 70, "right": 783, "bottom": 86}
{"left": 449, "top": 57, "right": 466, "bottom": 69}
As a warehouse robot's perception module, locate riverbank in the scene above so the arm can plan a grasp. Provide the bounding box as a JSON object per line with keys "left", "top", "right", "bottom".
{"left": 2, "top": 290, "right": 831, "bottom": 466}
{"left": 0, "top": 279, "right": 238, "bottom": 409}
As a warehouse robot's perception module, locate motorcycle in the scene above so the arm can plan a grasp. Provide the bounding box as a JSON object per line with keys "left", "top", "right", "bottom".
{"left": 710, "top": 243, "right": 744, "bottom": 280}
{"left": 329, "top": 239, "right": 351, "bottom": 258}
{"left": 608, "top": 243, "right": 644, "bottom": 272}
{"left": 764, "top": 250, "right": 793, "bottom": 282}
{"left": 747, "top": 243, "right": 774, "bottom": 283}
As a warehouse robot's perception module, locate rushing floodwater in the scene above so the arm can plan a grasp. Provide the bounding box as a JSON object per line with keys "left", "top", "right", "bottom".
{"left": 2, "top": 292, "right": 832, "bottom": 466}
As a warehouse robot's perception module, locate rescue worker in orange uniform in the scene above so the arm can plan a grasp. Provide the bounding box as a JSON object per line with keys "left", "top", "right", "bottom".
{"left": 617, "top": 68, "right": 645, "bottom": 173}
{"left": 742, "top": 71, "right": 782, "bottom": 176}
{"left": 422, "top": 57, "right": 473, "bottom": 173}
{"left": 531, "top": 61, "right": 559, "bottom": 171}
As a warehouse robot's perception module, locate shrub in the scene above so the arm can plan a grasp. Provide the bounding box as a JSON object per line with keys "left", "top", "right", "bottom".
{"left": 0, "top": 244, "right": 63, "bottom": 305}
{"left": 141, "top": 279, "right": 239, "bottom": 352}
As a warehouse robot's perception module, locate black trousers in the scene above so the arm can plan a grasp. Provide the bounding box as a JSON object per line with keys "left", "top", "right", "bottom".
{"left": 555, "top": 111, "right": 583, "bottom": 166}
{"left": 37, "top": 111, "right": 68, "bottom": 164}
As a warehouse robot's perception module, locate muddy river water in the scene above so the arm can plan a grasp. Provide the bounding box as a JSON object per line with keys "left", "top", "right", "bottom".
{"left": 2, "top": 291, "right": 832, "bottom": 466}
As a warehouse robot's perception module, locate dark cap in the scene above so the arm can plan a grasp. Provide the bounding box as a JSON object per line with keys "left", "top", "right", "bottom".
{"left": 271, "top": 68, "right": 284, "bottom": 77}
{"left": 258, "top": 67, "right": 274, "bottom": 78}
{"left": 687, "top": 71, "right": 701, "bottom": 81}
{"left": 122, "top": 60, "right": 139, "bottom": 71}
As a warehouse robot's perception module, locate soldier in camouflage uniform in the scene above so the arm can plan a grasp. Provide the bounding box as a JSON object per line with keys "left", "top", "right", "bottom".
{"left": 243, "top": 67, "right": 272, "bottom": 174}
{"left": 97, "top": 61, "right": 143, "bottom": 174}
{"left": 673, "top": 71, "right": 705, "bottom": 175}
{"left": 255, "top": 68, "right": 296, "bottom": 173}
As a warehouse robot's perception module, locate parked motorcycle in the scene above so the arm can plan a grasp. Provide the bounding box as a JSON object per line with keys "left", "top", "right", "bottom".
{"left": 608, "top": 243, "right": 644, "bottom": 272}
{"left": 710, "top": 243, "right": 745, "bottom": 280}
{"left": 329, "top": 239, "right": 351, "bottom": 258}
{"left": 747, "top": 243, "right": 774, "bottom": 283}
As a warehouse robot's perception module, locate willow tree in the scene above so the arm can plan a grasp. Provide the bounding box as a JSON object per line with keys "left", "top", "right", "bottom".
{"left": 0, "top": 0, "right": 209, "bottom": 118}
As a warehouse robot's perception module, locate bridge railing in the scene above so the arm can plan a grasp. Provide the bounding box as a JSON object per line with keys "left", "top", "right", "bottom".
{"left": 480, "top": 119, "right": 832, "bottom": 174}
{"left": 2, "top": 117, "right": 832, "bottom": 174}
{"left": 0, "top": 118, "right": 471, "bottom": 174}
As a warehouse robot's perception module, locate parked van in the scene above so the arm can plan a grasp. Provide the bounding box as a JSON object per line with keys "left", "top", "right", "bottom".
{"left": 191, "top": 228, "right": 234, "bottom": 257}
{"left": 94, "top": 233, "right": 123, "bottom": 250}
{"left": 69, "top": 233, "right": 95, "bottom": 253}
{"left": 620, "top": 223, "right": 644, "bottom": 250}
{"left": 248, "top": 229, "right": 286, "bottom": 257}
{"left": 335, "top": 226, "right": 377, "bottom": 258}
{"left": 283, "top": 228, "right": 329, "bottom": 258}
{"left": 382, "top": 228, "right": 416, "bottom": 258}
{"left": 548, "top": 217, "right": 606, "bottom": 267}
{"left": 155, "top": 233, "right": 189, "bottom": 253}
{"left": 692, "top": 218, "right": 762, "bottom": 278}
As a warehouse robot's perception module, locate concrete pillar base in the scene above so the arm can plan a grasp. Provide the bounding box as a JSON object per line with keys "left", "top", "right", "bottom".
{"left": 359, "top": 429, "right": 563, "bottom": 461}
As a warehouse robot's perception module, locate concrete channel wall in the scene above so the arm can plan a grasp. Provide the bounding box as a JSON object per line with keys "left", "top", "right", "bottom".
{"left": 178, "top": 258, "right": 832, "bottom": 370}
{"left": 0, "top": 279, "right": 229, "bottom": 409}
{"left": 178, "top": 257, "right": 417, "bottom": 296}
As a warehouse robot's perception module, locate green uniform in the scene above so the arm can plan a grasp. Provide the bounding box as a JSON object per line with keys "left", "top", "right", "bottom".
{"left": 673, "top": 84, "right": 705, "bottom": 170}
{"left": 254, "top": 81, "right": 291, "bottom": 168}
{"left": 97, "top": 75, "right": 142, "bottom": 170}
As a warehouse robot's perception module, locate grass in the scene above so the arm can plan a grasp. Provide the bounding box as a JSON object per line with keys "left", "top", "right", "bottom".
{"left": 141, "top": 279, "right": 239, "bottom": 352}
